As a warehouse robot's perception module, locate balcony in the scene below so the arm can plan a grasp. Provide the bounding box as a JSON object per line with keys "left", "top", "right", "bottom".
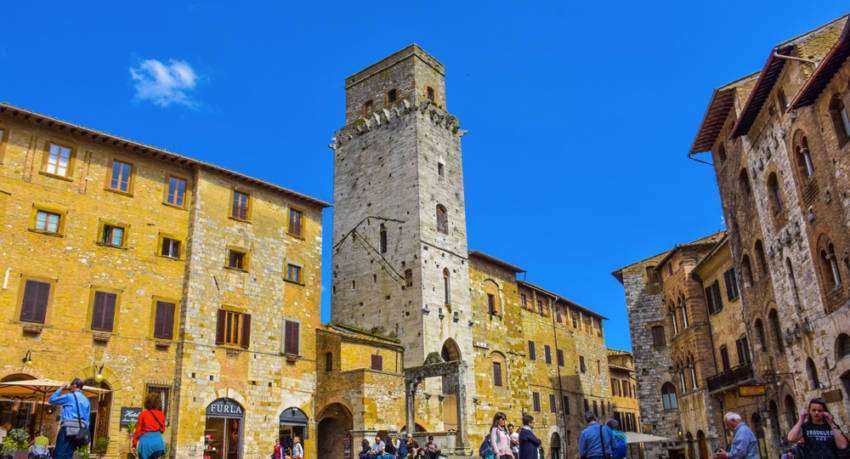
{"left": 707, "top": 364, "right": 754, "bottom": 393}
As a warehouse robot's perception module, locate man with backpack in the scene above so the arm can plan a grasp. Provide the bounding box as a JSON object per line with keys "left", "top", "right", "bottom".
{"left": 48, "top": 378, "right": 90, "bottom": 459}
{"left": 578, "top": 412, "right": 616, "bottom": 459}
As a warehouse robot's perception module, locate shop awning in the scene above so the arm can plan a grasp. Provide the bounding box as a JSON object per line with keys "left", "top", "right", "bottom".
{"left": 0, "top": 379, "right": 109, "bottom": 400}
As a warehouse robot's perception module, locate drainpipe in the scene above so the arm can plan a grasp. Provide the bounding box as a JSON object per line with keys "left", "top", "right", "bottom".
{"left": 772, "top": 51, "right": 817, "bottom": 66}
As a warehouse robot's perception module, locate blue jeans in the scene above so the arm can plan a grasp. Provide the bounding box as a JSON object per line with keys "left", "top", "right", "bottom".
{"left": 54, "top": 426, "right": 76, "bottom": 459}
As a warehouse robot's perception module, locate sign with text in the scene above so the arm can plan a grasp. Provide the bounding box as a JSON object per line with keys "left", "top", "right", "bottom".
{"left": 738, "top": 385, "right": 766, "bottom": 397}
{"left": 206, "top": 398, "right": 244, "bottom": 418}
{"left": 119, "top": 407, "right": 142, "bottom": 427}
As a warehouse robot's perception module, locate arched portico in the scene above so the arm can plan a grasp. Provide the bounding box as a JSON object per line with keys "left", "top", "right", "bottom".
{"left": 317, "top": 403, "right": 353, "bottom": 459}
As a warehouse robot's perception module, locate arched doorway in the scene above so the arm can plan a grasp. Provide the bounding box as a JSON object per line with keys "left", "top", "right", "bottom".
{"left": 751, "top": 413, "right": 767, "bottom": 458}
{"left": 280, "top": 407, "right": 309, "bottom": 452}
{"left": 83, "top": 378, "right": 112, "bottom": 451}
{"left": 841, "top": 371, "right": 850, "bottom": 421}
{"left": 204, "top": 398, "right": 244, "bottom": 459}
{"left": 317, "top": 403, "right": 353, "bottom": 459}
{"left": 768, "top": 401, "right": 781, "bottom": 451}
{"left": 697, "top": 430, "right": 708, "bottom": 459}
{"left": 440, "top": 339, "right": 461, "bottom": 430}
{"left": 550, "top": 432, "right": 561, "bottom": 459}
{"left": 685, "top": 432, "right": 694, "bottom": 459}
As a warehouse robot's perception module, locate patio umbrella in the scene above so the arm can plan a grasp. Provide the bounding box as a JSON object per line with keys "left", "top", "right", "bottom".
{"left": 624, "top": 432, "right": 671, "bottom": 444}
{"left": 0, "top": 379, "right": 110, "bottom": 433}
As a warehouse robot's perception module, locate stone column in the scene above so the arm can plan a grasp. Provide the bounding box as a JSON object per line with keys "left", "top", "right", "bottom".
{"left": 454, "top": 362, "right": 467, "bottom": 450}
{"left": 405, "top": 378, "right": 417, "bottom": 434}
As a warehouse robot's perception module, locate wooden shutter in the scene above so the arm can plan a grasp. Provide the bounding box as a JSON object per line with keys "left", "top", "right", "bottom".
{"left": 557, "top": 349, "right": 564, "bottom": 366}
{"left": 215, "top": 309, "right": 226, "bottom": 345}
{"left": 284, "top": 320, "right": 300, "bottom": 355}
{"left": 528, "top": 341, "right": 535, "bottom": 360}
{"left": 21, "top": 280, "right": 50, "bottom": 323}
{"left": 240, "top": 314, "right": 251, "bottom": 349}
{"left": 492, "top": 362, "right": 502, "bottom": 386}
{"left": 154, "top": 302, "right": 175, "bottom": 340}
{"left": 91, "top": 292, "right": 116, "bottom": 331}
{"left": 371, "top": 354, "right": 383, "bottom": 371}
{"left": 544, "top": 345, "right": 551, "bottom": 364}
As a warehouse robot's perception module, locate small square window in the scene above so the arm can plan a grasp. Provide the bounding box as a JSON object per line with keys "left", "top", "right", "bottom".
{"left": 216, "top": 309, "right": 251, "bottom": 348}
{"left": 166, "top": 176, "right": 187, "bottom": 207}
{"left": 45, "top": 143, "right": 73, "bottom": 177}
{"left": 288, "top": 208, "right": 303, "bottom": 237}
{"left": 388, "top": 89, "right": 398, "bottom": 103}
{"left": 371, "top": 354, "right": 383, "bottom": 371}
{"left": 286, "top": 264, "right": 303, "bottom": 284}
{"left": 91, "top": 291, "right": 118, "bottom": 332}
{"left": 427, "top": 86, "right": 435, "bottom": 103}
{"left": 231, "top": 190, "right": 250, "bottom": 220}
{"left": 20, "top": 279, "right": 51, "bottom": 324}
{"left": 160, "top": 237, "right": 181, "bottom": 259}
{"left": 364, "top": 100, "right": 373, "bottom": 115}
{"left": 35, "top": 210, "right": 61, "bottom": 234}
{"left": 153, "top": 301, "right": 176, "bottom": 340}
{"left": 227, "top": 249, "right": 248, "bottom": 271}
{"left": 438, "top": 162, "right": 445, "bottom": 177}
{"left": 101, "top": 224, "right": 125, "bottom": 247}
{"left": 109, "top": 160, "right": 133, "bottom": 193}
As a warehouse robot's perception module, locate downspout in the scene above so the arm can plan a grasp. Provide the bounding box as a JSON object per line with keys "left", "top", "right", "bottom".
{"left": 772, "top": 51, "right": 816, "bottom": 66}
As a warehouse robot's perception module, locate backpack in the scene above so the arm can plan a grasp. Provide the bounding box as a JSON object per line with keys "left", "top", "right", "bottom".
{"left": 611, "top": 432, "right": 627, "bottom": 459}
{"left": 479, "top": 434, "right": 494, "bottom": 458}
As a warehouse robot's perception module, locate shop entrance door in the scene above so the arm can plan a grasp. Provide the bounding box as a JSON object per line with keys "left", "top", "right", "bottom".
{"left": 279, "top": 407, "right": 308, "bottom": 451}
{"left": 204, "top": 398, "right": 244, "bottom": 459}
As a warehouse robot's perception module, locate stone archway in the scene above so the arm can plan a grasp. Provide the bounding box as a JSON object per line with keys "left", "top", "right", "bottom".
{"left": 549, "top": 432, "right": 561, "bottom": 459}
{"left": 317, "top": 403, "right": 353, "bottom": 459}
{"left": 83, "top": 378, "right": 112, "bottom": 451}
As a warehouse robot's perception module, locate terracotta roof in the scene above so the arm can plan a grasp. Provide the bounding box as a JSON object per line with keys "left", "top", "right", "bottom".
{"left": 611, "top": 231, "right": 725, "bottom": 283}
{"left": 654, "top": 230, "right": 726, "bottom": 270}
{"left": 692, "top": 235, "right": 730, "bottom": 278}
{"left": 468, "top": 250, "right": 525, "bottom": 273}
{"left": 517, "top": 280, "right": 607, "bottom": 320}
{"left": 689, "top": 73, "right": 759, "bottom": 154}
{"left": 0, "top": 102, "right": 330, "bottom": 208}
{"left": 792, "top": 19, "right": 850, "bottom": 109}
{"left": 321, "top": 322, "right": 403, "bottom": 350}
{"left": 730, "top": 45, "right": 794, "bottom": 138}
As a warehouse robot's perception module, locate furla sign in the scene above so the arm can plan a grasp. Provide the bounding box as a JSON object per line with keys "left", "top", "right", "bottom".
{"left": 206, "top": 398, "right": 244, "bottom": 418}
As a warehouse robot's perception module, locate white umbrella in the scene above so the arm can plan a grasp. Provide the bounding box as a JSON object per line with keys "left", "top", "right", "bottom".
{"left": 624, "top": 432, "right": 670, "bottom": 444}
{"left": 0, "top": 379, "right": 109, "bottom": 433}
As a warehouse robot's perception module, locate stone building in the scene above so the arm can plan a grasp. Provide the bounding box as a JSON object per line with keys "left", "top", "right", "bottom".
{"left": 607, "top": 349, "right": 641, "bottom": 458}
{"left": 688, "top": 12, "right": 850, "bottom": 456}
{"left": 0, "top": 102, "right": 329, "bottom": 458}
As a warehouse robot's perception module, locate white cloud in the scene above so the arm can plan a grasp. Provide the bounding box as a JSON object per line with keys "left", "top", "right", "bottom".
{"left": 130, "top": 59, "right": 199, "bottom": 108}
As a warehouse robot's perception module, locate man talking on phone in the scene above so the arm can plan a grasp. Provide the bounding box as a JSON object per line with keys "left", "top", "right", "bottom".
{"left": 714, "top": 412, "right": 760, "bottom": 459}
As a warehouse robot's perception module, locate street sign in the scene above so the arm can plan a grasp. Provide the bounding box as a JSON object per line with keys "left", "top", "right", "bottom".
{"left": 738, "top": 385, "right": 766, "bottom": 397}
{"left": 822, "top": 389, "right": 843, "bottom": 403}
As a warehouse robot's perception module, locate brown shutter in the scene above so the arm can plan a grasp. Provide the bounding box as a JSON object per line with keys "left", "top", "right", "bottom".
{"left": 154, "top": 302, "right": 175, "bottom": 340}
{"left": 215, "top": 309, "right": 226, "bottom": 345}
{"left": 21, "top": 280, "right": 50, "bottom": 323}
{"left": 103, "top": 293, "right": 116, "bottom": 332}
{"left": 91, "top": 292, "right": 105, "bottom": 330}
{"left": 240, "top": 314, "right": 251, "bottom": 349}
{"left": 284, "top": 321, "right": 300, "bottom": 355}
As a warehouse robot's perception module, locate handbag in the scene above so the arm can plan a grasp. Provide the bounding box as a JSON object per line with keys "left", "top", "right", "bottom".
{"left": 71, "top": 391, "right": 91, "bottom": 447}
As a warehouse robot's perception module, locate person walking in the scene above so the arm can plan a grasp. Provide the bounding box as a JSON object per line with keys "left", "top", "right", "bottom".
{"left": 578, "top": 411, "right": 615, "bottom": 459}
{"left": 714, "top": 412, "right": 760, "bottom": 459}
{"left": 292, "top": 435, "right": 304, "bottom": 459}
{"left": 518, "top": 415, "right": 541, "bottom": 459}
{"left": 132, "top": 392, "right": 167, "bottom": 459}
{"left": 787, "top": 397, "right": 849, "bottom": 458}
{"left": 48, "top": 378, "right": 90, "bottom": 459}
{"left": 489, "top": 412, "right": 513, "bottom": 459}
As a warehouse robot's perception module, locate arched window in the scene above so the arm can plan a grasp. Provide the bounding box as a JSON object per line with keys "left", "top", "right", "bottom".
{"left": 661, "top": 382, "right": 678, "bottom": 410}
{"left": 491, "top": 352, "right": 506, "bottom": 387}
{"left": 836, "top": 334, "right": 850, "bottom": 361}
{"left": 755, "top": 240, "right": 768, "bottom": 274}
{"left": 829, "top": 95, "right": 850, "bottom": 145}
{"left": 679, "top": 366, "right": 687, "bottom": 392}
{"left": 679, "top": 298, "right": 689, "bottom": 329}
{"left": 784, "top": 395, "right": 798, "bottom": 431}
{"left": 794, "top": 133, "right": 815, "bottom": 178}
{"left": 688, "top": 356, "right": 698, "bottom": 389}
{"left": 739, "top": 169, "right": 752, "bottom": 196}
{"left": 786, "top": 258, "right": 801, "bottom": 309}
{"left": 484, "top": 280, "right": 500, "bottom": 316}
{"left": 379, "top": 223, "right": 387, "bottom": 254}
{"left": 767, "top": 173, "right": 784, "bottom": 215}
{"left": 806, "top": 358, "right": 820, "bottom": 389}
{"left": 717, "top": 144, "right": 727, "bottom": 163}
{"left": 818, "top": 236, "right": 842, "bottom": 291}
{"left": 442, "top": 268, "right": 451, "bottom": 306}
{"left": 436, "top": 204, "right": 448, "bottom": 234}
{"left": 741, "top": 255, "right": 755, "bottom": 286}
{"left": 669, "top": 303, "right": 679, "bottom": 335}
{"left": 754, "top": 318, "right": 768, "bottom": 353}
{"left": 768, "top": 308, "right": 785, "bottom": 353}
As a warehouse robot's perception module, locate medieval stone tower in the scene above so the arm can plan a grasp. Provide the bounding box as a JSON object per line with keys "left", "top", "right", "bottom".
{"left": 330, "top": 45, "right": 475, "bottom": 429}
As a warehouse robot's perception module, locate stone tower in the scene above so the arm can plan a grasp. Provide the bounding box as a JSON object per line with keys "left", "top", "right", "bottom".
{"left": 330, "top": 45, "right": 474, "bottom": 424}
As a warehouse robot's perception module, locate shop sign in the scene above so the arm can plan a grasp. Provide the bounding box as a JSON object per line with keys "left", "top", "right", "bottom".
{"left": 738, "top": 385, "right": 766, "bottom": 397}
{"left": 206, "top": 398, "right": 244, "bottom": 418}
{"left": 119, "top": 407, "right": 142, "bottom": 427}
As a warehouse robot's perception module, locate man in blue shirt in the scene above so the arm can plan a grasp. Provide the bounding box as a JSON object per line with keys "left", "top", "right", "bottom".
{"left": 715, "top": 412, "right": 760, "bottom": 459}
{"left": 48, "top": 378, "right": 90, "bottom": 459}
{"left": 579, "top": 412, "right": 616, "bottom": 459}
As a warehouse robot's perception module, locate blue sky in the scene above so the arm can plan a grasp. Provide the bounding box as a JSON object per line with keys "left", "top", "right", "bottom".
{"left": 2, "top": 1, "right": 847, "bottom": 351}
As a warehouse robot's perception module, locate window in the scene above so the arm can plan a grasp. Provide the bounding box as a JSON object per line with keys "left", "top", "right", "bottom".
{"left": 719, "top": 346, "right": 731, "bottom": 371}
{"left": 34, "top": 210, "right": 61, "bottom": 234}
{"left": 795, "top": 135, "right": 815, "bottom": 179}
{"left": 557, "top": 349, "right": 565, "bottom": 367}
{"left": 563, "top": 396, "right": 571, "bottom": 415}
{"left": 437, "top": 162, "right": 445, "bottom": 177}
{"left": 528, "top": 341, "right": 536, "bottom": 360}
{"left": 44, "top": 143, "right": 72, "bottom": 177}
{"left": 91, "top": 291, "right": 118, "bottom": 332}
{"left": 830, "top": 95, "right": 850, "bottom": 145}
{"left": 768, "top": 309, "right": 785, "bottom": 353}
{"left": 544, "top": 345, "right": 552, "bottom": 365}
{"left": 741, "top": 255, "right": 754, "bottom": 286}
{"left": 379, "top": 224, "right": 387, "bottom": 253}
{"left": 754, "top": 319, "right": 767, "bottom": 352}
{"left": 520, "top": 294, "right": 528, "bottom": 309}
{"left": 216, "top": 309, "right": 251, "bottom": 348}
{"left": 20, "top": 279, "right": 50, "bottom": 324}
{"left": 538, "top": 296, "right": 549, "bottom": 316}
{"left": 282, "top": 320, "right": 300, "bottom": 355}
{"left": 426, "top": 86, "right": 435, "bottom": 103}
{"left": 786, "top": 258, "right": 801, "bottom": 308}
{"left": 679, "top": 368, "right": 687, "bottom": 392}
{"left": 670, "top": 305, "right": 679, "bottom": 335}
{"left": 387, "top": 89, "right": 398, "bottom": 103}
{"left": 165, "top": 176, "right": 187, "bottom": 207}
{"left": 651, "top": 325, "right": 666, "bottom": 348}
{"left": 404, "top": 269, "right": 413, "bottom": 287}
{"left": 612, "top": 379, "right": 620, "bottom": 396}
{"left": 487, "top": 293, "right": 496, "bottom": 315}
{"left": 101, "top": 224, "right": 125, "bottom": 248}
{"left": 661, "top": 382, "right": 678, "bottom": 410}
{"left": 153, "top": 300, "right": 176, "bottom": 340}
{"left": 579, "top": 356, "right": 586, "bottom": 373}
{"left": 325, "top": 352, "right": 333, "bottom": 372}
{"left": 717, "top": 144, "right": 727, "bottom": 163}
{"left": 777, "top": 88, "right": 788, "bottom": 113}
{"left": 646, "top": 265, "right": 659, "bottom": 283}
{"left": 109, "top": 160, "right": 133, "bottom": 193}
{"left": 736, "top": 336, "right": 751, "bottom": 366}
{"left": 493, "top": 361, "right": 503, "bottom": 387}
{"left": 145, "top": 385, "right": 170, "bottom": 415}
{"left": 549, "top": 394, "right": 557, "bottom": 413}
{"left": 371, "top": 354, "right": 383, "bottom": 371}
{"left": 364, "top": 100, "right": 373, "bottom": 115}
{"left": 231, "top": 190, "right": 250, "bottom": 220}
{"left": 818, "top": 237, "right": 842, "bottom": 291}
{"left": 571, "top": 310, "right": 579, "bottom": 328}
{"left": 583, "top": 399, "right": 589, "bottom": 414}
{"left": 679, "top": 299, "right": 689, "bottom": 329}
{"left": 286, "top": 264, "right": 303, "bottom": 284}
{"left": 724, "top": 268, "right": 739, "bottom": 301}
{"left": 532, "top": 392, "right": 540, "bottom": 412}
{"left": 288, "top": 208, "right": 303, "bottom": 237}
{"left": 705, "top": 281, "right": 723, "bottom": 314}
{"left": 593, "top": 400, "right": 599, "bottom": 417}
{"left": 227, "top": 249, "right": 248, "bottom": 271}
{"left": 767, "top": 173, "right": 784, "bottom": 215}
{"left": 436, "top": 204, "right": 448, "bottom": 234}
{"left": 836, "top": 334, "right": 850, "bottom": 361}
{"left": 739, "top": 169, "right": 752, "bottom": 196}
{"left": 443, "top": 268, "right": 451, "bottom": 305}
{"left": 689, "top": 361, "right": 698, "bottom": 389}
{"left": 160, "top": 237, "right": 181, "bottom": 259}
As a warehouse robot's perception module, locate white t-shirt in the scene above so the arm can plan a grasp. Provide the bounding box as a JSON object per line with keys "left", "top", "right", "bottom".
{"left": 511, "top": 431, "right": 520, "bottom": 453}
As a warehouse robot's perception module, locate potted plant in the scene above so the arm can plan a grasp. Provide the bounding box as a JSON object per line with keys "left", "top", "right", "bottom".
{"left": 126, "top": 422, "right": 136, "bottom": 459}
{"left": 1, "top": 428, "right": 30, "bottom": 459}
{"left": 92, "top": 436, "right": 109, "bottom": 458}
